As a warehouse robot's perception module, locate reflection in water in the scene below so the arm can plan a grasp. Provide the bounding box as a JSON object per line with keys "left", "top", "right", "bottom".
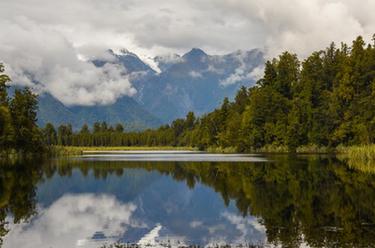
{"left": 5, "top": 194, "right": 136, "bottom": 248}
{"left": 0, "top": 155, "right": 375, "bottom": 247}
{"left": 80, "top": 152, "right": 266, "bottom": 162}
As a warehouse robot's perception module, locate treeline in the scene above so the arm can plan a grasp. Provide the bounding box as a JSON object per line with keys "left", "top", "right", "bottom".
{"left": 44, "top": 35, "right": 375, "bottom": 152}
{"left": 190, "top": 35, "right": 375, "bottom": 151}
{"left": 0, "top": 64, "right": 43, "bottom": 154}
{"left": 42, "top": 121, "right": 179, "bottom": 146}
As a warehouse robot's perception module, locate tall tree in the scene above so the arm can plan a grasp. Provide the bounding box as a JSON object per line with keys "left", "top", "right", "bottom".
{"left": 9, "top": 88, "right": 42, "bottom": 152}
{"left": 43, "top": 123, "right": 57, "bottom": 145}
{"left": 0, "top": 64, "right": 13, "bottom": 150}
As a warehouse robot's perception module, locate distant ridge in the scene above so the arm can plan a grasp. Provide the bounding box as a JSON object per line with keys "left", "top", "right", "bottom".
{"left": 37, "top": 93, "right": 161, "bottom": 130}
{"left": 36, "top": 48, "right": 264, "bottom": 128}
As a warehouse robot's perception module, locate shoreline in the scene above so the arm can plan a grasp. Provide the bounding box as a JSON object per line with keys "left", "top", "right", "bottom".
{"left": 47, "top": 144, "right": 375, "bottom": 155}
{"left": 2, "top": 145, "right": 375, "bottom": 173}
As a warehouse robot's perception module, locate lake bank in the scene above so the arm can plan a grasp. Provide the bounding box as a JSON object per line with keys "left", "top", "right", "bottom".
{"left": 3, "top": 144, "right": 374, "bottom": 173}
{"left": 48, "top": 144, "right": 375, "bottom": 157}
{"left": 42, "top": 144, "right": 375, "bottom": 173}
{"left": 337, "top": 145, "right": 375, "bottom": 173}
{"left": 207, "top": 144, "right": 375, "bottom": 173}
{"left": 48, "top": 145, "right": 197, "bottom": 156}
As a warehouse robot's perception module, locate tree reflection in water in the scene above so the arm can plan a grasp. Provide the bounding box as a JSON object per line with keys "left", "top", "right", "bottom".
{"left": 0, "top": 155, "right": 375, "bottom": 247}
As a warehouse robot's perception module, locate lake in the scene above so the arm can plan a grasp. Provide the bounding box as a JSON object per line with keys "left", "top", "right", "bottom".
{"left": 0, "top": 151, "right": 375, "bottom": 248}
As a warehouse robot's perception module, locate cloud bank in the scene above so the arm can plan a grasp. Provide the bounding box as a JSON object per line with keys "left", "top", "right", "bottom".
{"left": 0, "top": 0, "right": 374, "bottom": 105}
{"left": 4, "top": 194, "right": 138, "bottom": 248}
{"left": 0, "top": 17, "right": 136, "bottom": 106}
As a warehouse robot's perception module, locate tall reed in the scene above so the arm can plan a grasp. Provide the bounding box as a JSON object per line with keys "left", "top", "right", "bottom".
{"left": 338, "top": 145, "right": 375, "bottom": 173}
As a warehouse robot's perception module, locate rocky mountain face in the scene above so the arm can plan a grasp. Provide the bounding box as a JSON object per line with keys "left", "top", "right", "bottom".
{"left": 137, "top": 48, "right": 263, "bottom": 122}
{"left": 37, "top": 48, "right": 264, "bottom": 129}
{"left": 37, "top": 93, "right": 162, "bottom": 131}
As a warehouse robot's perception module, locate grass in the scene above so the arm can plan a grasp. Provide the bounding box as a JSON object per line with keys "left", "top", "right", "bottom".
{"left": 256, "top": 144, "right": 289, "bottom": 153}
{"left": 337, "top": 144, "right": 375, "bottom": 173}
{"left": 205, "top": 144, "right": 375, "bottom": 174}
{"left": 254, "top": 144, "right": 375, "bottom": 173}
{"left": 257, "top": 144, "right": 335, "bottom": 154}
{"left": 206, "top": 144, "right": 333, "bottom": 154}
{"left": 49, "top": 145, "right": 196, "bottom": 156}
{"left": 206, "top": 146, "right": 238, "bottom": 153}
{"left": 296, "top": 144, "right": 334, "bottom": 154}
{"left": 42, "top": 144, "right": 375, "bottom": 173}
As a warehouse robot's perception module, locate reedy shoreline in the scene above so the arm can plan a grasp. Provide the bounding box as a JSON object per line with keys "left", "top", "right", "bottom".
{"left": 2, "top": 144, "right": 375, "bottom": 173}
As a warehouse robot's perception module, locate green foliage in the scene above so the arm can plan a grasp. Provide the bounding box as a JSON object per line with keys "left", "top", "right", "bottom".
{"left": 49, "top": 145, "right": 194, "bottom": 156}
{"left": 0, "top": 64, "right": 44, "bottom": 155}
{"left": 0, "top": 64, "right": 13, "bottom": 151}
{"left": 32, "top": 34, "right": 375, "bottom": 152}
{"left": 0, "top": 64, "right": 10, "bottom": 107}
{"left": 42, "top": 123, "right": 57, "bottom": 145}
{"left": 99, "top": 34, "right": 373, "bottom": 153}
{"left": 338, "top": 144, "right": 375, "bottom": 173}
{"left": 0, "top": 159, "right": 44, "bottom": 245}
{"left": 0, "top": 106, "right": 13, "bottom": 150}
{"left": 9, "top": 88, "right": 43, "bottom": 152}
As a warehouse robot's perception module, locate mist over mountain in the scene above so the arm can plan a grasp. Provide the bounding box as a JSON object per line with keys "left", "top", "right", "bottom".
{"left": 37, "top": 48, "right": 264, "bottom": 129}
{"left": 142, "top": 48, "right": 263, "bottom": 122}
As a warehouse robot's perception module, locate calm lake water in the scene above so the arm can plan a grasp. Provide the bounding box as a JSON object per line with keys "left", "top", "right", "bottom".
{"left": 0, "top": 152, "right": 375, "bottom": 248}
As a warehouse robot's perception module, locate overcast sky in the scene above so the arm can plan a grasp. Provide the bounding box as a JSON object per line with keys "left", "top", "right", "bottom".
{"left": 1, "top": 0, "right": 374, "bottom": 105}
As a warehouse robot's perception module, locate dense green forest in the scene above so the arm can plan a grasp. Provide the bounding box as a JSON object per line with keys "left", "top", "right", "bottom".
{"left": 41, "top": 35, "right": 375, "bottom": 152}
{"left": 0, "top": 64, "right": 43, "bottom": 155}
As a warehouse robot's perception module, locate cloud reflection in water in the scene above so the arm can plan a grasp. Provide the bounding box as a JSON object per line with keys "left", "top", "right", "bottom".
{"left": 4, "top": 194, "right": 138, "bottom": 248}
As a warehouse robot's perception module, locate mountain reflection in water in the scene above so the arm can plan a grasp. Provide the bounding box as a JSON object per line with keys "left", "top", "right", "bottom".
{"left": 0, "top": 154, "right": 375, "bottom": 248}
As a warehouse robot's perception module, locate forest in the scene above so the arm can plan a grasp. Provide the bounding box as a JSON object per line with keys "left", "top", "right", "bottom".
{"left": 1, "top": 35, "right": 375, "bottom": 153}
{"left": 0, "top": 64, "right": 43, "bottom": 155}
{"left": 40, "top": 35, "right": 375, "bottom": 152}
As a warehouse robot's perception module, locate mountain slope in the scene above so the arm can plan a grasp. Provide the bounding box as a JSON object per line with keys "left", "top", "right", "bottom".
{"left": 133, "top": 48, "right": 264, "bottom": 122}
{"left": 38, "top": 93, "right": 77, "bottom": 127}
{"left": 37, "top": 93, "right": 161, "bottom": 130}
{"left": 36, "top": 48, "right": 264, "bottom": 128}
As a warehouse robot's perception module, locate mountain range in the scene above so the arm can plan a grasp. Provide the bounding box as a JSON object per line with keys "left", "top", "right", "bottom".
{"left": 37, "top": 48, "right": 264, "bottom": 130}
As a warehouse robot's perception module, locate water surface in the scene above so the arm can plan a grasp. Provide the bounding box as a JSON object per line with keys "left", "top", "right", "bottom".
{"left": 0, "top": 152, "right": 374, "bottom": 247}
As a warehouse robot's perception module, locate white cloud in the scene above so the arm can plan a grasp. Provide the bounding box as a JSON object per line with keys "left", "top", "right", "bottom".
{"left": 209, "top": 0, "right": 375, "bottom": 58}
{"left": 220, "top": 68, "right": 247, "bottom": 86}
{"left": 190, "top": 220, "right": 203, "bottom": 228}
{"left": 189, "top": 71, "right": 203, "bottom": 78}
{"left": 3, "top": 194, "right": 138, "bottom": 248}
{"left": 1, "top": 0, "right": 374, "bottom": 105}
{"left": 249, "top": 66, "right": 265, "bottom": 82}
{"left": 222, "top": 212, "right": 266, "bottom": 245}
{"left": 1, "top": 0, "right": 371, "bottom": 58}
{"left": 137, "top": 224, "right": 162, "bottom": 247}
{"left": 206, "top": 64, "right": 225, "bottom": 75}
{"left": 220, "top": 51, "right": 257, "bottom": 86}
{"left": 155, "top": 54, "right": 184, "bottom": 65}
{"left": 0, "top": 17, "right": 136, "bottom": 106}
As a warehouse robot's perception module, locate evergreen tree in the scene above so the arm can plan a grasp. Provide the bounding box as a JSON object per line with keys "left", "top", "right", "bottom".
{"left": 9, "top": 88, "right": 42, "bottom": 152}
{"left": 0, "top": 64, "right": 10, "bottom": 106}
{"left": 115, "top": 123, "right": 124, "bottom": 133}
{"left": 0, "top": 64, "right": 13, "bottom": 150}
{"left": 32, "top": 34, "right": 375, "bottom": 152}
{"left": 42, "top": 123, "right": 57, "bottom": 145}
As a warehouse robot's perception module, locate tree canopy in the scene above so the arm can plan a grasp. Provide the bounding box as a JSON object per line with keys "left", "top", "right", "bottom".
{"left": 46, "top": 35, "right": 375, "bottom": 152}
{"left": 0, "top": 64, "right": 42, "bottom": 154}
